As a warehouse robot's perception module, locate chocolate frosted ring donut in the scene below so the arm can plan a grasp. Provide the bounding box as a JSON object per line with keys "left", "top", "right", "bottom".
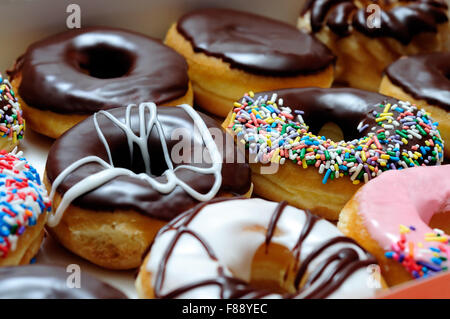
{"left": 8, "top": 27, "right": 193, "bottom": 138}
{"left": 45, "top": 102, "right": 252, "bottom": 269}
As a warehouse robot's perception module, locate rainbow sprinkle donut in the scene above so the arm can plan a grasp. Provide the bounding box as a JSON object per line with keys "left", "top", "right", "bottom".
{"left": 223, "top": 88, "right": 444, "bottom": 220}
{"left": 0, "top": 149, "right": 51, "bottom": 265}
{"left": 227, "top": 90, "right": 444, "bottom": 184}
{"left": 0, "top": 74, "right": 25, "bottom": 150}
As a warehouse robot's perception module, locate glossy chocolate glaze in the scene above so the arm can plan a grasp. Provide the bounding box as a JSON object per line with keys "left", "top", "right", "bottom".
{"left": 152, "top": 198, "right": 376, "bottom": 299}
{"left": 0, "top": 265, "right": 127, "bottom": 299}
{"left": 302, "top": 0, "right": 448, "bottom": 44}
{"left": 385, "top": 52, "right": 450, "bottom": 111}
{"left": 326, "top": 2, "right": 357, "bottom": 36}
{"left": 46, "top": 106, "right": 251, "bottom": 221}
{"left": 177, "top": 8, "right": 335, "bottom": 76}
{"left": 8, "top": 27, "right": 189, "bottom": 114}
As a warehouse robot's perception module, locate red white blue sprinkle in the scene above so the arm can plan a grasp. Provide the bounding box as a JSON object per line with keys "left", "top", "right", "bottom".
{"left": 0, "top": 149, "right": 51, "bottom": 258}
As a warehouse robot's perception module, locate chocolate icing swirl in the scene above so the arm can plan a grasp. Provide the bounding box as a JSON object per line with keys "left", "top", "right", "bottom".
{"left": 385, "top": 52, "right": 450, "bottom": 111}
{"left": 151, "top": 198, "right": 376, "bottom": 299}
{"left": 8, "top": 27, "right": 189, "bottom": 115}
{"left": 301, "top": 0, "right": 448, "bottom": 44}
{"left": 177, "top": 8, "right": 335, "bottom": 76}
{"left": 46, "top": 106, "right": 251, "bottom": 221}
{"left": 0, "top": 265, "right": 127, "bottom": 299}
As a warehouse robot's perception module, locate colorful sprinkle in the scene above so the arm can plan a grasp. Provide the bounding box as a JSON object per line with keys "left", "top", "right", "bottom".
{"left": 227, "top": 92, "right": 444, "bottom": 184}
{"left": 0, "top": 74, "right": 25, "bottom": 142}
{"left": 385, "top": 225, "right": 449, "bottom": 280}
{"left": 0, "top": 149, "right": 51, "bottom": 258}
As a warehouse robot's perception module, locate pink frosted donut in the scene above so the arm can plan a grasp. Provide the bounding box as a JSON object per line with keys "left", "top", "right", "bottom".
{"left": 338, "top": 165, "right": 450, "bottom": 286}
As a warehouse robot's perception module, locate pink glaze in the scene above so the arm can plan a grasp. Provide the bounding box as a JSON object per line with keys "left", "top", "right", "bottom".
{"left": 356, "top": 165, "right": 450, "bottom": 272}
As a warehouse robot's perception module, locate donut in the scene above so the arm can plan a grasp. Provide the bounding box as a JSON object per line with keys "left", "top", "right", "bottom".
{"left": 44, "top": 102, "right": 252, "bottom": 269}
{"left": 379, "top": 52, "right": 450, "bottom": 158}
{"left": 223, "top": 88, "right": 444, "bottom": 220}
{"left": 0, "top": 150, "right": 51, "bottom": 266}
{"left": 298, "top": 0, "right": 449, "bottom": 91}
{"left": 7, "top": 27, "right": 193, "bottom": 139}
{"left": 0, "top": 73, "right": 25, "bottom": 151}
{"left": 338, "top": 165, "right": 450, "bottom": 286}
{"left": 136, "top": 198, "right": 386, "bottom": 299}
{"left": 164, "top": 8, "right": 335, "bottom": 118}
{"left": 0, "top": 265, "right": 127, "bottom": 298}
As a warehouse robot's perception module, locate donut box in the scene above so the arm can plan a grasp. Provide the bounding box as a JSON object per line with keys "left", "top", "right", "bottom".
{"left": 0, "top": 0, "right": 448, "bottom": 299}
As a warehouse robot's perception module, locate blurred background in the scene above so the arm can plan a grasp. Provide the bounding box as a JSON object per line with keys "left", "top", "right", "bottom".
{"left": 0, "top": 0, "right": 306, "bottom": 71}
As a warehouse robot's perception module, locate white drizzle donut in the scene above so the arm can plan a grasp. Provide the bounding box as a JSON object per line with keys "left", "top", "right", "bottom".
{"left": 137, "top": 198, "right": 384, "bottom": 299}
{"left": 47, "top": 102, "right": 222, "bottom": 227}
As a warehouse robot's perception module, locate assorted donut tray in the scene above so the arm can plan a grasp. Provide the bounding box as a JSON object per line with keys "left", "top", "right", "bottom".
{"left": 0, "top": 0, "right": 448, "bottom": 299}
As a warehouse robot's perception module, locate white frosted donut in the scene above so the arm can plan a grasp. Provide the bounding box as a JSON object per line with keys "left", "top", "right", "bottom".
{"left": 136, "top": 198, "right": 384, "bottom": 299}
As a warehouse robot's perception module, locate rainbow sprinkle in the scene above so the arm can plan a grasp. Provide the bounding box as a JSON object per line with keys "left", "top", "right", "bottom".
{"left": 385, "top": 225, "right": 449, "bottom": 279}
{"left": 0, "top": 149, "right": 51, "bottom": 258}
{"left": 227, "top": 92, "right": 444, "bottom": 184}
{"left": 0, "top": 73, "right": 25, "bottom": 144}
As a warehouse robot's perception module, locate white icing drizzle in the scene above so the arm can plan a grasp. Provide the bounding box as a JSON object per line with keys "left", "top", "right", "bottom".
{"left": 48, "top": 102, "right": 222, "bottom": 227}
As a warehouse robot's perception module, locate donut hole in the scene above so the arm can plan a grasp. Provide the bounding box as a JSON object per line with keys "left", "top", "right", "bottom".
{"left": 249, "top": 243, "right": 299, "bottom": 295}
{"left": 428, "top": 209, "right": 450, "bottom": 235}
{"left": 317, "top": 122, "right": 344, "bottom": 141}
{"left": 74, "top": 45, "right": 134, "bottom": 79}
{"left": 111, "top": 143, "right": 170, "bottom": 177}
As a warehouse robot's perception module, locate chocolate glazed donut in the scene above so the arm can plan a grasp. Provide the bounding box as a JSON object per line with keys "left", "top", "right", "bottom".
{"left": 45, "top": 103, "right": 251, "bottom": 269}
{"left": 303, "top": 0, "right": 449, "bottom": 44}
{"left": 298, "top": 0, "right": 449, "bottom": 91}
{"left": 8, "top": 27, "right": 193, "bottom": 138}
{"left": 176, "top": 8, "right": 336, "bottom": 76}
{"left": 164, "top": 8, "right": 335, "bottom": 117}
{"left": 0, "top": 265, "right": 127, "bottom": 299}
{"left": 384, "top": 52, "right": 450, "bottom": 111}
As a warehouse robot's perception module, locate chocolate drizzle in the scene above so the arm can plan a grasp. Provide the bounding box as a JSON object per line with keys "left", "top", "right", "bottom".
{"left": 265, "top": 200, "right": 288, "bottom": 250}
{"left": 292, "top": 212, "right": 320, "bottom": 262}
{"left": 153, "top": 197, "right": 270, "bottom": 299}
{"left": 46, "top": 106, "right": 251, "bottom": 221}
{"left": 151, "top": 198, "right": 377, "bottom": 299}
{"left": 8, "top": 27, "right": 190, "bottom": 114}
{"left": 177, "top": 8, "right": 335, "bottom": 76}
{"left": 385, "top": 52, "right": 450, "bottom": 111}
{"left": 301, "top": 0, "right": 448, "bottom": 44}
{"left": 0, "top": 265, "right": 127, "bottom": 299}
